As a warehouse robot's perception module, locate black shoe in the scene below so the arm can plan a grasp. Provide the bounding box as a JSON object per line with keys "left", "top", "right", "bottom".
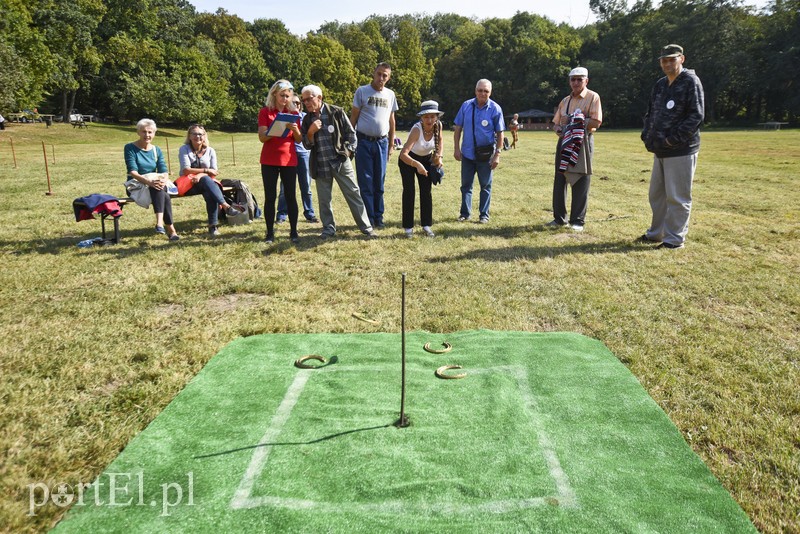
{"left": 306, "top": 216, "right": 319, "bottom": 223}
{"left": 265, "top": 233, "right": 275, "bottom": 243}
{"left": 636, "top": 234, "right": 661, "bottom": 244}
{"left": 656, "top": 242, "right": 684, "bottom": 249}
{"left": 290, "top": 232, "right": 299, "bottom": 243}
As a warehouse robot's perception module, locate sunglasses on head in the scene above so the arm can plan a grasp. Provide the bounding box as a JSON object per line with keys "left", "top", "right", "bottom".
{"left": 276, "top": 81, "right": 293, "bottom": 90}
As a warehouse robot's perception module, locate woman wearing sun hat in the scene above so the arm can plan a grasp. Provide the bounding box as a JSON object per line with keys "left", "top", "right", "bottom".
{"left": 398, "top": 100, "right": 445, "bottom": 238}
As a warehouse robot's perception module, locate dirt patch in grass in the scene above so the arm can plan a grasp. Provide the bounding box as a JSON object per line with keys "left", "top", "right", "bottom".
{"left": 155, "top": 303, "right": 185, "bottom": 316}
{"left": 205, "top": 293, "right": 267, "bottom": 315}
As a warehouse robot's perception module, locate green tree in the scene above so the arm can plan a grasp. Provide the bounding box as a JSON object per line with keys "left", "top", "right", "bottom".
{"left": 0, "top": 0, "right": 52, "bottom": 110}
{"left": 338, "top": 24, "right": 379, "bottom": 85}
{"left": 196, "top": 9, "right": 273, "bottom": 129}
{"left": 33, "top": 0, "right": 105, "bottom": 119}
{"left": 302, "top": 34, "right": 358, "bottom": 107}
{"left": 391, "top": 19, "right": 433, "bottom": 120}
{"left": 757, "top": 0, "right": 799, "bottom": 121}
{"left": 123, "top": 40, "right": 235, "bottom": 124}
{"left": 248, "top": 18, "right": 309, "bottom": 87}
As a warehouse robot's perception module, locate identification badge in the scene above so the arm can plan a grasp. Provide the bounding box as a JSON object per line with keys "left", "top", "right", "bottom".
{"left": 327, "top": 125, "right": 335, "bottom": 133}
{"left": 481, "top": 119, "right": 489, "bottom": 127}
{"left": 666, "top": 100, "right": 675, "bottom": 110}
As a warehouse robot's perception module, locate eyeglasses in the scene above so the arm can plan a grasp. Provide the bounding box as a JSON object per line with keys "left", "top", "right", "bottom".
{"left": 476, "top": 89, "right": 490, "bottom": 93}
{"left": 190, "top": 132, "right": 205, "bottom": 136}
{"left": 570, "top": 77, "right": 586, "bottom": 82}
{"left": 301, "top": 96, "right": 317, "bottom": 102}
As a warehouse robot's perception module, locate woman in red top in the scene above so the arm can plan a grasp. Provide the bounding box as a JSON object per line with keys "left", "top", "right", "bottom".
{"left": 258, "top": 79, "right": 302, "bottom": 243}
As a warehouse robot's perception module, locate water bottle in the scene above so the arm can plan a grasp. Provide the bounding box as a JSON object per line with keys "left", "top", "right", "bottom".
{"left": 77, "top": 239, "right": 95, "bottom": 248}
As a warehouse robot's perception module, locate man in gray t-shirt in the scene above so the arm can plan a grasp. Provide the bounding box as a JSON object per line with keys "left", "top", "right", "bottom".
{"left": 351, "top": 62, "right": 398, "bottom": 228}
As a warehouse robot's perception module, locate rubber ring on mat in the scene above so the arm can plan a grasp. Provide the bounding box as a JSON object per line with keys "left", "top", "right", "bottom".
{"left": 295, "top": 355, "right": 327, "bottom": 369}
{"left": 423, "top": 342, "right": 452, "bottom": 354}
{"left": 435, "top": 365, "right": 466, "bottom": 379}
{"left": 352, "top": 312, "right": 381, "bottom": 325}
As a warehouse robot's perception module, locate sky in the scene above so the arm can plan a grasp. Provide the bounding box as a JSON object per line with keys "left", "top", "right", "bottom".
{"left": 187, "top": 0, "right": 770, "bottom": 36}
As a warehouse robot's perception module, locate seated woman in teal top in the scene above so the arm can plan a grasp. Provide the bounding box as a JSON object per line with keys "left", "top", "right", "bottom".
{"left": 124, "top": 118, "right": 179, "bottom": 240}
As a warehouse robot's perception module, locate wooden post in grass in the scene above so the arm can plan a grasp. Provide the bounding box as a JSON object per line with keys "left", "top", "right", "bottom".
{"left": 395, "top": 272, "right": 410, "bottom": 428}
{"left": 11, "top": 138, "right": 17, "bottom": 169}
{"left": 165, "top": 139, "right": 172, "bottom": 175}
{"left": 231, "top": 136, "right": 236, "bottom": 166}
{"left": 51, "top": 144, "right": 55, "bottom": 165}
{"left": 42, "top": 141, "right": 53, "bottom": 195}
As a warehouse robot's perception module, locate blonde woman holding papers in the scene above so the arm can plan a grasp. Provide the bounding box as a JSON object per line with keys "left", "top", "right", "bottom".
{"left": 258, "top": 79, "right": 302, "bottom": 243}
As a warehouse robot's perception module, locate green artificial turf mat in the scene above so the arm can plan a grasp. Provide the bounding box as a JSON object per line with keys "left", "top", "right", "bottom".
{"left": 52, "top": 331, "right": 755, "bottom": 533}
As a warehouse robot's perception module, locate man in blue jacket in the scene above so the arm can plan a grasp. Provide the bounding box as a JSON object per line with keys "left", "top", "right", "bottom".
{"left": 453, "top": 79, "right": 505, "bottom": 223}
{"left": 640, "top": 44, "right": 705, "bottom": 249}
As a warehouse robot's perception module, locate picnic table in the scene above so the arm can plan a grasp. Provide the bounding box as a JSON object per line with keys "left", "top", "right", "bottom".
{"left": 758, "top": 121, "right": 789, "bottom": 130}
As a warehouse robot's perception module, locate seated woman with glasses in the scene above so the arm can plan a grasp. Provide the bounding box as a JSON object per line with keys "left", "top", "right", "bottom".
{"left": 177, "top": 124, "right": 241, "bottom": 236}
{"left": 258, "top": 79, "right": 302, "bottom": 243}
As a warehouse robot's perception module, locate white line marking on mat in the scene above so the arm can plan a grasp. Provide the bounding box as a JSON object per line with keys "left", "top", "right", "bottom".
{"left": 231, "top": 365, "right": 577, "bottom": 512}
{"left": 230, "top": 371, "right": 310, "bottom": 509}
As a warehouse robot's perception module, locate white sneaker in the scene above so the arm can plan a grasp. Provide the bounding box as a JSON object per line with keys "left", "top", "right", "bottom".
{"left": 404, "top": 228, "right": 413, "bottom": 238}
{"left": 422, "top": 226, "right": 435, "bottom": 237}
{"left": 570, "top": 224, "right": 584, "bottom": 232}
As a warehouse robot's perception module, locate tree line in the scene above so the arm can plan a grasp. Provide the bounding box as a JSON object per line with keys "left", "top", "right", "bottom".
{"left": 1, "top": 0, "right": 797, "bottom": 130}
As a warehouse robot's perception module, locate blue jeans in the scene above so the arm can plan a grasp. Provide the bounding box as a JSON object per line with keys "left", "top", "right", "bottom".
{"left": 355, "top": 136, "right": 388, "bottom": 225}
{"left": 185, "top": 175, "right": 224, "bottom": 225}
{"left": 459, "top": 158, "right": 493, "bottom": 220}
{"left": 277, "top": 151, "right": 315, "bottom": 220}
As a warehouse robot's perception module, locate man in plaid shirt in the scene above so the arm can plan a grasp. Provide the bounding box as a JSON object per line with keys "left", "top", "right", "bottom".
{"left": 300, "top": 85, "right": 376, "bottom": 239}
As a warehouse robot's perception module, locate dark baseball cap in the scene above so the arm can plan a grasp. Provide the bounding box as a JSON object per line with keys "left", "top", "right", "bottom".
{"left": 659, "top": 44, "right": 684, "bottom": 58}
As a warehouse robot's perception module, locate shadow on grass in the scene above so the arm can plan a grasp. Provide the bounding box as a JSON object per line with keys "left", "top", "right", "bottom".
{"left": 194, "top": 423, "right": 394, "bottom": 459}
{"left": 9, "top": 216, "right": 340, "bottom": 255}
{"left": 427, "top": 234, "right": 651, "bottom": 263}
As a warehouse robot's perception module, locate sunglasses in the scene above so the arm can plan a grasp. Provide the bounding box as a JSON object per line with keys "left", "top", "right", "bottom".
{"left": 275, "top": 81, "right": 294, "bottom": 90}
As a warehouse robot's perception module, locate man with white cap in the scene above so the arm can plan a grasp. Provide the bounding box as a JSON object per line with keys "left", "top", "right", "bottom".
{"left": 548, "top": 66, "right": 603, "bottom": 232}
{"left": 639, "top": 44, "right": 704, "bottom": 249}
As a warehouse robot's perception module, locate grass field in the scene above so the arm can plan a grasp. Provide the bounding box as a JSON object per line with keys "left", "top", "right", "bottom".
{"left": 0, "top": 122, "right": 798, "bottom": 532}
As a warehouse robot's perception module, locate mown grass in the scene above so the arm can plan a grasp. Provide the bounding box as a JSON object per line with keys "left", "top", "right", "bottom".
{"left": 0, "top": 122, "right": 798, "bottom": 533}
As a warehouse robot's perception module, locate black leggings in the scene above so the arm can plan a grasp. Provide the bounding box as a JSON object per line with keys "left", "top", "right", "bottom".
{"left": 149, "top": 187, "right": 173, "bottom": 225}
{"left": 398, "top": 152, "right": 433, "bottom": 228}
{"left": 261, "top": 164, "right": 298, "bottom": 235}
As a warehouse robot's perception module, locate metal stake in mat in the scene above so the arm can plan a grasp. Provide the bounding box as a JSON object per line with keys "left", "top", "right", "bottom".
{"left": 395, "top": 272, "right": 410, "bottom": 428}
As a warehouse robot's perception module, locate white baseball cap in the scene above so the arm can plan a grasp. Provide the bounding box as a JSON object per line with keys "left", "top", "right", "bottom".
{"left": 568, "top": 67, "right": 588, "bottom": 77}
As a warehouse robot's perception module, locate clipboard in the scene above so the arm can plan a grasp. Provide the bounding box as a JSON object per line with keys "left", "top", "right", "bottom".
{"left": 266, "top": 112, "right": 299, "bottom": 137}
